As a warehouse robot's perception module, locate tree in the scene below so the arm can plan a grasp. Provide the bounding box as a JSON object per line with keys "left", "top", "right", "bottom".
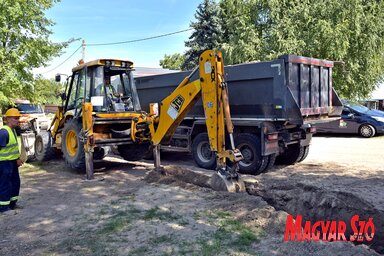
{"left": 182, "top": 0, "right": 223, "bottom": 70}
{"left": 159, "top": 53, "right": 185, "bottom": 70}
{"left": 0, "top": 0, "right": 71, "bottom": 108}
{"left": 218, "top": 0, "right": 384, "bottom": 100}
{"left": 219, "top": 0, "right": 264, "bottom": 64}
{"left": 31, "top": 76, "right": 64, "bottom": 105}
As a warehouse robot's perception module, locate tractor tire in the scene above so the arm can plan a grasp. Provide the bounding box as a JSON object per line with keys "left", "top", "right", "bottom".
{"left": 276, "top": 143, "right": 303, "bottom": 165}
{"left": 235, "top": 133, "right": 268, "bottom": 175}
{"left": 117, "top": 143, "right": 150, "bottom": 161}
{"left": 34, "top": 131, "right": 56, "bottom": 162}
{"left": 192, "top": 133, "right": 216, "bottom": 170}
{"left": 62, "top": 120, "right": 85, "bottom": 170}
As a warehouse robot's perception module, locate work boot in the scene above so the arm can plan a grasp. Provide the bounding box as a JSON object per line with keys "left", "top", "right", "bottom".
{"left": 9, "top": 204, "right": 23, "bottom": 210}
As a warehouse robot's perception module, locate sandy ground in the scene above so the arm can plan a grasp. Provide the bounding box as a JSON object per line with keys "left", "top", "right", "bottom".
{"left": 0, "top": 134, "right": 383, "bottom": 255}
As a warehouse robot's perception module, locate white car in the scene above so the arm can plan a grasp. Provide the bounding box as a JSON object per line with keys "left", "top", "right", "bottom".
{"left": 15, "top": 102, "right": 49, "bottom": 134}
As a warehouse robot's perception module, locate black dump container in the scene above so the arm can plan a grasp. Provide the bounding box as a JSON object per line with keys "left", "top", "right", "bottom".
{"left": 135, "top": 54, "right": 342, "bottom": 125}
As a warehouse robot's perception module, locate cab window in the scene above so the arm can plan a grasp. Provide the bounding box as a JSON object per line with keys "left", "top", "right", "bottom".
{"left": 66, "top": 73, "right": 79, "bottom": 110}
{"left": 76, "top": 69, "right": 86, "bottom": 103}
{"left": 67, "top": 69, "right": 86, "bottom": 112}
{"left": 92, "top": 66, "right": 135, "bottom": 112}
{"left": 94, "top": 67, "right": 104, "bottom": 97}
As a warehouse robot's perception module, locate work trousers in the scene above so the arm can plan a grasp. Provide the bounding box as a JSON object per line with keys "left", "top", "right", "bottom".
{"left": 0, "top": 160, "right": 20, "bottom": 212}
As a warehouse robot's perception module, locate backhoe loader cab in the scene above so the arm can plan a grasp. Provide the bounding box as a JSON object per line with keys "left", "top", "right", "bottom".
{"left": 60, "top": 59, "right": 141, "bottom": 114}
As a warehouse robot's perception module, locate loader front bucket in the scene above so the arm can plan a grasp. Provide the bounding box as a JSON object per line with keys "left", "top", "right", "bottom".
{"left": 20, "top": 132, "right": 36, "bottom": 162}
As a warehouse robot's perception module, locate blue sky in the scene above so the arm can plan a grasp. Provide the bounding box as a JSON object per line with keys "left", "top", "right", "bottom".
{"left": 34, "top": 0, "right": 202, "bottom": 78}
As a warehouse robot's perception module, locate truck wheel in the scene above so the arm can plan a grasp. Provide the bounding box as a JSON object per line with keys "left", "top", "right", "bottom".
{"left": 236, "top": 133, "right": 268, "bottom": 175}
{"left": 62, "top": 120, "right": 85, "bottom": 170}
{"left": 264, "top": 153, "right": 277, "bottom": 172}
{"left": 34, "top": 131, "right": 55, "bottom": 162}
{"left": 117, "top": 143, "right": 149, "bottom": 161}
{"left": 297, "top": 146, "right": 309, "bottom": 162}
{"left": 192, "top": 133, "right": 216, "bottom": 170}
{"left": 359, "top": 124, "right": 375, "bottom": 138}
{"left": 276, "top": 143, "right": 303, "bottom": 165}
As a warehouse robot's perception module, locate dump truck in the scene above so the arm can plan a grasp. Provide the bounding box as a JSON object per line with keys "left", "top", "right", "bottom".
{"left": 34, "top": 50, "right": 245, "bottom": 192}
{"left": 135, "top": 55, "right": 343, "bottom": 174}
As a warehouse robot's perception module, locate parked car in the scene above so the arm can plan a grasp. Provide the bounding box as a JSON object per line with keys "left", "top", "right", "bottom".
{"left": 315, "top": 100, "right": 384, "bottom": 138}
{"left": 13, "top": 100, "right": 49, "bottom": 134}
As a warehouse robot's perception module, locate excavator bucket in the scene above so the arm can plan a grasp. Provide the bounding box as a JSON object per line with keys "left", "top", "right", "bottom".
{"left": 210, "top": 172, "right": 246, "bottom": 192}
{"left": 20, "top": 132, "right": 35, "bottom": 162}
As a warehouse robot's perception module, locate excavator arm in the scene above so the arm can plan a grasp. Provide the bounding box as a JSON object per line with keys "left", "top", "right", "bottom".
{"left": 148, "top": 50, "right": 245, "bottom": 192}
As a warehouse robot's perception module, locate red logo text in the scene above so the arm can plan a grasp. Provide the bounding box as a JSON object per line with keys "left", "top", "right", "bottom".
{"left": 284, "top": 214, "right": 375, "bottom": 242}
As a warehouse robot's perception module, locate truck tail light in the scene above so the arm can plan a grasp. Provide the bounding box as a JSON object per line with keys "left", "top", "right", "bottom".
{"left": 267, "top": 133, "right": 278, "bottom": 141}
{"left": 307, "top": 127, "right": 317, "bottom": 133}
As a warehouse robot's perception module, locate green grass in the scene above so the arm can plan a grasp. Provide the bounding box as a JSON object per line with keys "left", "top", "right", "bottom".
{"left": 236, "top": 229, "right": 261, "bottom": 247}
{"left": 177, "top": 217, "right": 190, "bottom": 226}
{"left": 46, "top": 195, "right": 264, "bottom": 256}
{"left": 97, "top": 211, "right": 134, "bottom": 234}
{"left": 200, "top": 240, "right": 222, "bottom": 256}
{"left": 127, "top": 246, "right": 150, "bottom": 256}
{"left": 192, "top": 209, "right": 265, "bottom": 255}
{"left": 47, "top": 200, "right": 185, "bottom": 255}
{"left": 151, "top": 235, "right": 173, "bottom": 245}
{"left": 144, "top": 206, "right": 181, "bottom": 221}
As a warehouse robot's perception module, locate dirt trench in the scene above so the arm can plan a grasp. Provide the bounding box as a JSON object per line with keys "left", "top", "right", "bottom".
{"left": 246, "top": 173, "right": 384, "bottom": 254}
{"left": 155, "top": 161, "right": 384, "bottom": 255}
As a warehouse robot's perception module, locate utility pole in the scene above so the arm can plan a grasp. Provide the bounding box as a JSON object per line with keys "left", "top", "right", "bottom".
{"left": 82, "top": 40, "right": 86, "bottom": 61}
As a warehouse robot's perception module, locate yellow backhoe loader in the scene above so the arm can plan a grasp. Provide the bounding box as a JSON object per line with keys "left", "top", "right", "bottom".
{"left": 34, "top": 50, "right": 245, "bottom": 192}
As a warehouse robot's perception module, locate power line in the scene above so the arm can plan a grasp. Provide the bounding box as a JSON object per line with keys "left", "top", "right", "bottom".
{"left": 87, "top": 28, "right": 192, "bottom": 46}
{"left": 40, "top": 28, "right": 192, "bottom": 74}
{"left": 41, "top": 45, "right": 82, "bottom": 74}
